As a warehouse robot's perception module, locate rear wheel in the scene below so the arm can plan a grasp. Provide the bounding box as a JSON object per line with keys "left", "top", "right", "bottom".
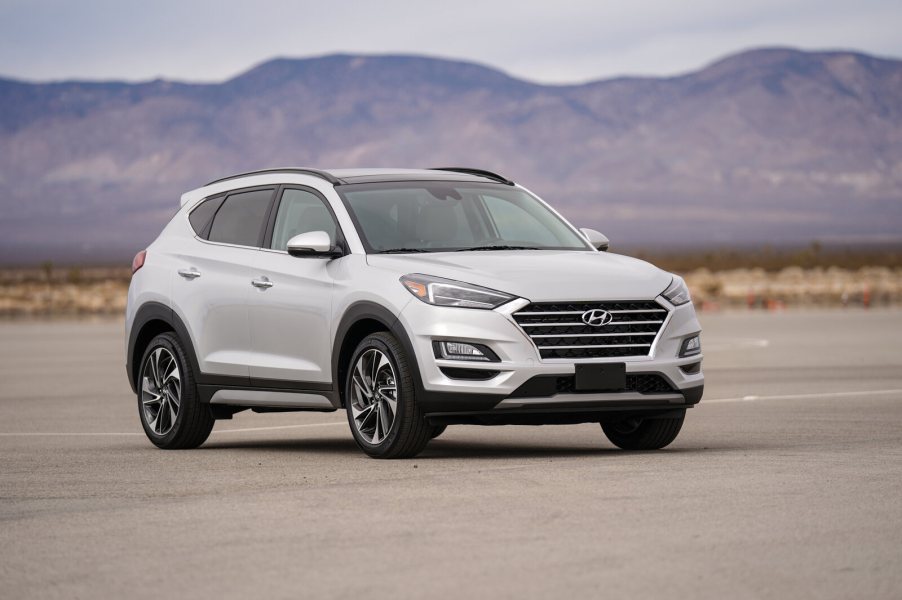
{"left": 345, "top": 332, "right": 431, "bottom": 459}
{"left": 137, "top": 332, "right": 213, "bottom": 449}
{"left": 601, "top": 412, "right": 685, "bottom": 450}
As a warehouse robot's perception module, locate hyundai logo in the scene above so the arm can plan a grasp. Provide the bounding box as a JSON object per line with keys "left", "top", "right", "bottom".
{"left": 581, "top": 309, "right": 613, "bottom": 327}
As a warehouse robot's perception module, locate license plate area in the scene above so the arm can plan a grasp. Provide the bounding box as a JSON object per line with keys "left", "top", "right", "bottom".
{"left": 574, "top": 363, "right": 626, "bottom": 391}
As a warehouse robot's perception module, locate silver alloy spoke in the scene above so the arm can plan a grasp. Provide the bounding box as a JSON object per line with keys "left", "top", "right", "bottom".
{"left": 164, "top": 359, "right": 180, "bottom": 383}
{"left": 371, "top": 410, "right": 382, "bottom": 444}
{"left": 378, "top": 403, "right": 391, "bottom": 439}
{"left": 167, "top": 400, "right": 177, "bottom": 429}
{"left": 141, "top": 379, "right": 162, "bottom": 405}
{"left": 166, "top": 382, "right": 180, "bottom": 408}
{"left": 350, "top": 348, "right": 398, "bottom": 445}
{"left": 141, "top": 347, "right": 181, "bottom": 436}
{"left": 352, "top": 372, "right": 371, "bottom": 402}
{"left": 357, "top": 404, "right": 379, "bottom": 436}
{"left": 377, "top": 384, "right": 397, "bottom": 414}
{"left": 373, "top": 352, "right": 388, "bottom": 384}
{"left": 355, "top": 359, "right": 372, "bottom": 396}
{"left": 150, "top": 349, "right": 162, "bottom": 388}
{"left": 352, "top": 402, "right": 376, "bottom": 422}
{"left": 383, "top": 392, "right": 397, "bottom": 418}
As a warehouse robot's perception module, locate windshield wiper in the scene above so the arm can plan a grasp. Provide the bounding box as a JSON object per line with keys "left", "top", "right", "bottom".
{"left": 375, "top": 248, "right": 432, "bottom": 254}
{"left": 456, "top": 245, "right": 539, "bottom": 252}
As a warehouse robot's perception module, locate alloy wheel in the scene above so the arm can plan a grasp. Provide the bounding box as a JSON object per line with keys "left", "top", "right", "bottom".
{"left": 141, "top": 347, "right": 181, "bottom": 436}
{"left": 350, "top": 349, "right": 397, "bottom": 444}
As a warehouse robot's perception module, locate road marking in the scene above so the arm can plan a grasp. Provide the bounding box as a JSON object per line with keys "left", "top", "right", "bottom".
{"left": 704, "top": 388, "right": 902, "bottom": 404}
{"left": 2, "top": 389, "right": 901, "bottom": 437}
{"left": 0, "top": 432, "right": 143, "bottom": 437}
{"left": 0, "top": 422, "right": 345, "bottom": 437}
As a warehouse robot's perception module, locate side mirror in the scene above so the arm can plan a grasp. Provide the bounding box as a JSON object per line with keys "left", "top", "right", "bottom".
{"left": 286, "top": 231, "right": 339, "bottom": 258}
{"left": 580, "top": 228, "right": 610, "bottom": 251}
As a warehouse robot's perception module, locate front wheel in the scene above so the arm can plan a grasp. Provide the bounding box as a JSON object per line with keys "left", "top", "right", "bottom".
{"left": 344, "top": 332, "right": 431, "bottom": 459}
{"left": 137, "top": 332, "right": 214, "bottom": 449}
{"left": 601, "top": 412, "right": 685, "bottom": 450}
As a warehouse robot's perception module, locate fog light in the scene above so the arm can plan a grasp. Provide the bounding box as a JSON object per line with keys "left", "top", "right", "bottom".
{"left": 680, "top": 335, "right": 701, "bottom": 357}
{"left": 433, "top": 341, "right": 499, "bottom": 362}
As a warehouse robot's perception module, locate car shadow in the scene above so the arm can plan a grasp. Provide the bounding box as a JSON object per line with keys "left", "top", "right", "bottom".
{"left": 201, "top": 435, "right": 720, "bottom": 460}
{"left": 201, "top": 436, "right": 361, "bottom": 455}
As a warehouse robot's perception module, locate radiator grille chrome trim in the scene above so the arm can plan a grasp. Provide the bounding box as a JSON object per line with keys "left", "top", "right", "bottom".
{"left": 512, "top": 299, "right": 669, "bottom": 359}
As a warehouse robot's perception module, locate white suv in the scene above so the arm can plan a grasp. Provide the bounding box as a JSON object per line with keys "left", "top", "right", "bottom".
{"left": 126, "top": 168, "right": 703, "bottom": 458}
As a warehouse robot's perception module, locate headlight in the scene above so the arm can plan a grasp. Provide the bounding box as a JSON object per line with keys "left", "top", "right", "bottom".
{"left": 400, "top": 274, "right": 515, "bottom": 309}
{"left": 662, "top": 275, "right": 691, "bottom": 306}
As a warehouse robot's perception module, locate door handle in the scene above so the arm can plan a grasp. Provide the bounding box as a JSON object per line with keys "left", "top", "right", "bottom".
{"left": 178, "top": 268, "right": 201, "bottom": 279}
{"left": 251, "top": 277, "right": 273, "bottom": 289}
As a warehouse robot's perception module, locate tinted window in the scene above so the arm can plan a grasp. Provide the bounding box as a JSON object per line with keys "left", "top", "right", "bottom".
{"left": 270, "top": 189, "right": 338, "bottom": 250}
{"left": 208, "top": 189, "right": 273, "bottom": 247}
{"left": 188, "top": 197, "right": 224, "bottom": 236}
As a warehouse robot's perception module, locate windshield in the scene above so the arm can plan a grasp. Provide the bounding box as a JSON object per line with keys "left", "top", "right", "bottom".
{"left": 337, "top": 181, "right": 591, "bottom": 253}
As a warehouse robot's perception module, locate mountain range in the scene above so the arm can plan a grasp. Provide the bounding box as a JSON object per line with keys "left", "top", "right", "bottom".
{"left": 1, "top": 47, "right": 901, "bottom": 263}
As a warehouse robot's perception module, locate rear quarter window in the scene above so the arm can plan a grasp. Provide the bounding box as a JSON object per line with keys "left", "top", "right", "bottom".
{"left": 188, "top": 197, "right": 224, "bottom": 237}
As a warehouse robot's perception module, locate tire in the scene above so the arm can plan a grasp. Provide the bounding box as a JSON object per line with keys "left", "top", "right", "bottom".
{"left": 344, "top": 332, "right": 431, "bottom": 459}
{"left": 601, "top": 412, "right": 685, "bottom": 450}
{"left": 429, "top": 425, "right": 447, "bottom": 440}
{"left": 137, "top": 332, "right": 214, "bottom": 449}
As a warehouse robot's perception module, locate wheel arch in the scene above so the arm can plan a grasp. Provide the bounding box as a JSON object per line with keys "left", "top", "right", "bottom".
{"left": 127, "top": 302, "right": 200, "bottom": 394}
{"left": 332, "top": 301, "right": 424, "bottom": 408}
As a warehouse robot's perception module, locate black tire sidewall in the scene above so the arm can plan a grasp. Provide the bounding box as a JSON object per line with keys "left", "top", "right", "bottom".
{"left": 345, "top": 335, "right": 405, "bottom": 454}
{"left": 137, "top": 332, "right": 207, "bottom": 448}
{"left": 344, "top": 332, "right": 430, "bottom": 458}
{"left": 601, "top": 412, "right": 685, "bottom": 451}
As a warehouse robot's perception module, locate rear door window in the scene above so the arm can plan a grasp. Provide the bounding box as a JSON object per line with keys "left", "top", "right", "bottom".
{"left": 207, "top": 188, "right": 274, "bottom": 247}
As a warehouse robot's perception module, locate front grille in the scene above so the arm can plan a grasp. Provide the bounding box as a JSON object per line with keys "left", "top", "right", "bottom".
{"left": 512, "top": 300, "right": 668, "bottom": 359}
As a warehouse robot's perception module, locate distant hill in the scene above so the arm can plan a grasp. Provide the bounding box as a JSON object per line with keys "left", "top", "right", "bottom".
{"left": 1, "top": 48, "right": 900, "bottom": 263}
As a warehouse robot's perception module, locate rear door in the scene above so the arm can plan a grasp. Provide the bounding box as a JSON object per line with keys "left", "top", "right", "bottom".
{"left": 173, "top": 186, "right": 276, "bottom": 380}
{"left": 246, "top": 186, "right": 342, "bottom": 386}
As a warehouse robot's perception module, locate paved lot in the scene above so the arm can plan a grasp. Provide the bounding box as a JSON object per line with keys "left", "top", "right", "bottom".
{"left": 1, "top": 310, "right": 901, "bottom": 599}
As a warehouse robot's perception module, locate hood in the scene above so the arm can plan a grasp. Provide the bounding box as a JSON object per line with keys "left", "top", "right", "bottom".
{"left": 366, "top": 250, "right": 672, "bottom": 302}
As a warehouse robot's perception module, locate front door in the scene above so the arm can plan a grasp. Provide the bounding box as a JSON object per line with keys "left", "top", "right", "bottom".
{"left": 246, "top": 186, "right": 341, "bottom": 385}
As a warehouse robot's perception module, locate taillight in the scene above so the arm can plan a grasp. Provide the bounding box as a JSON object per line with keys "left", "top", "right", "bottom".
{"left": 132, "top": 250, "right": 147, "bottom": 274}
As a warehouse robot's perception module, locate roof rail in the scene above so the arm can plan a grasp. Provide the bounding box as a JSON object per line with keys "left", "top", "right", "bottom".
{"left": 429, "top": 167, "right": 514, "bottom": 185}
{"left": 205, "top": 168, "right": 343, "bottom": 187}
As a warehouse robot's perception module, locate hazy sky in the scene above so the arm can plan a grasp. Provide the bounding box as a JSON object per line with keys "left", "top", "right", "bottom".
{"left": 1, "top": 0, "right": 900, "bottom": 84}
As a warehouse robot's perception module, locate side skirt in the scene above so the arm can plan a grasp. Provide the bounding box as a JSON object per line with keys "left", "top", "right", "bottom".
{"left": 197, "top": 384, "right": 340, "bottom": 418}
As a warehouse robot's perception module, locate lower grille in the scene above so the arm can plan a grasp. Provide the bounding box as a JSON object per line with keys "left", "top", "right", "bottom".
{"left": 556, "top": 374, "right": 674, "bottom": 394}
{"left": 512, "top": 300, "right": 668, "bottom": 359}
{"left": 510, "top": 374, "right": 675, "bottom": 398}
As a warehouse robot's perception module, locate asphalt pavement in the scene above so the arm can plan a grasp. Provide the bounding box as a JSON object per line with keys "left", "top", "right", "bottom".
{"left": 1, "top": 309, "right": 901, "bottom": 599}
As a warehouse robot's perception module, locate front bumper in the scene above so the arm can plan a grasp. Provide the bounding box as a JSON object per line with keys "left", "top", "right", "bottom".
{"left": 397, "top": 296, "right": 704, "bottom": 422}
